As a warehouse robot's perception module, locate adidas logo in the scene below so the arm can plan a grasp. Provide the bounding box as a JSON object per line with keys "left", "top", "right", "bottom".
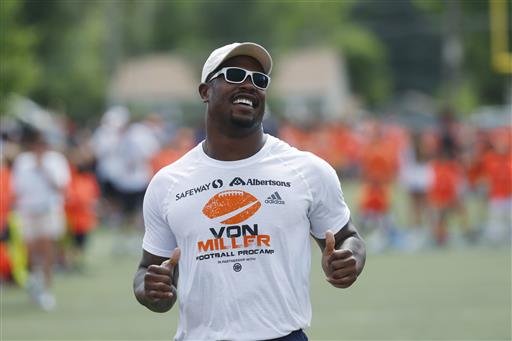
{"left": 265, "top": 191, "right": 285, "bottom": 205}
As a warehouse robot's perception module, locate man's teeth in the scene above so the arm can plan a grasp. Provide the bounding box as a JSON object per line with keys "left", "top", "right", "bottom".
{"left": 233, "top": 98, "right": 253, "bottom": 107}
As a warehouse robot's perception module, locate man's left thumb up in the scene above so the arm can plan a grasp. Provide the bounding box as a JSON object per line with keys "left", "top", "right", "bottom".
{"left": 324, "top": 230, "right": 335, "bottom": 257}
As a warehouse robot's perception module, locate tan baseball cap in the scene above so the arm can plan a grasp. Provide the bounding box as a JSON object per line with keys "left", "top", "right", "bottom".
{"left": 201, "top": 42, "right": 273, "bottom": 83}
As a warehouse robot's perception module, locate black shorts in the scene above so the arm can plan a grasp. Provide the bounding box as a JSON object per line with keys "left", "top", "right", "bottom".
{"left": 267, "top": 330, "right": 308, "bottom": 341}
{"left": 99, "top": 179, "right": 121, "bottom": 202}
{"left": 72, "top": 232, "right": 88, "bottom": 249}
{"left": 118, "top": 189, "right": 145, "bottom": 214}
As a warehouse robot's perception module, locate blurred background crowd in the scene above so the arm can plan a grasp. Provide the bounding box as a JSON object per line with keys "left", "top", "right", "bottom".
{"left": 0, "top": 0, "right": 511, "bottom": 313}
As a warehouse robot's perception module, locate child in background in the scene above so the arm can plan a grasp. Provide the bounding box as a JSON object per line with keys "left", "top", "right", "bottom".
{"left": 358, "top": 180, "right": 394, "bottom": 252}
{"left": 399, "top": 130, "right": 435, "bottom": 249}
{"left": 400, "top": 131, "right": 435, "bottom": 228}
{"left": 65, "top": 147, "right": 100, "bottom": 270}
{"left": 481, "top": 127, "right": 512, "bottom": 244}
{"left": 427, "top": 142, "right": 467, "bottom": 246}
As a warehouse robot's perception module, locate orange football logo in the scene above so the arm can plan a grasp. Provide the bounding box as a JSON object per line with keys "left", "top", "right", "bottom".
{"left": 202, "top": 190, "right": 261, "bottom": 224}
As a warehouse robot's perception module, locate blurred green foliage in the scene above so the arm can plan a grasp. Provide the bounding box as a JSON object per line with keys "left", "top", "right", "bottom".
{"left": 17, "top": 0, "right": 108, "bottom": 122}
{"left": 0, "top": 0, "right": 39, "bottom": 114}
{"left": 0, "top": 0, "right": 508, "bottom": 122}
{"left": 414, "top": 0, "right": 508, "bottom": 112}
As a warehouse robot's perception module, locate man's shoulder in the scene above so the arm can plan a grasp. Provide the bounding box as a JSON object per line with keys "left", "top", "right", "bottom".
{"left": 269, "top": 135, "right": 332, "bottom": 170}
{"left": 267, "top": 135, "right": 307, "bottom": 158}
{"left": 145, "top": 145, "right": 205, "bottom": 206}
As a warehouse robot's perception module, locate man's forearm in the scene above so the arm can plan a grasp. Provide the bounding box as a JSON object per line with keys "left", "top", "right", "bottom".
{"left": 133, "top": 268, "right": 177, "bottom": 313}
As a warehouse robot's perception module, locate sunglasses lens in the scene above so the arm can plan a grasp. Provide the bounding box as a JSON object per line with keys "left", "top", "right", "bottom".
{"left": 252, "top": 73, "right": 269, "bottom": 89}
{"left": 225, "top": 68, "right": 247, "bottom": 83}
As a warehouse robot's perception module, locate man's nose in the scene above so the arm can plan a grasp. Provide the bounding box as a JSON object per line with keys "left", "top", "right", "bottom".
{"left": 239, "top": 75, "right": 255, "bottom": 89}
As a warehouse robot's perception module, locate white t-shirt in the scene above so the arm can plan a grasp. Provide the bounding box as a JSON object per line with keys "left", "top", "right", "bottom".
{"left": 142, "top": 134, "right": 350, "bottom": 340}
{"left": 399, "top": 147, "right": 433, "bottom": 193}
{"left": 113, "top": 122, "right": 160, "bottom": 192}
{"left": 91, "top": 123, "right": 125, "bottom": 183}
{"left": 12, "top": 150, "right": 70, "bottom": 214}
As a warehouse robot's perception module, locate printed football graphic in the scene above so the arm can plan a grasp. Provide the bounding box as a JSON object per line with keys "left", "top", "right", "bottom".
{"left": 202, "top": 190, "right": 261, "bottom": 224}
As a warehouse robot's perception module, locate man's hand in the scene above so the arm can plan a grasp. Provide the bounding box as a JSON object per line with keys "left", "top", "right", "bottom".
{"left": 144, "top": 248, "right": 180, "bottom": 302}
{"left": 322, "top": 230, "right": 358, "bottom": 288}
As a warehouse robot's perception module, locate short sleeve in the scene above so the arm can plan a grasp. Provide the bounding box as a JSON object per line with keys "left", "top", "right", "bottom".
{"left": 142, "top": 172, "right": 177, "bottom": 257}
{"left": 306, "top": 156, "right": 351, "bottom": 239}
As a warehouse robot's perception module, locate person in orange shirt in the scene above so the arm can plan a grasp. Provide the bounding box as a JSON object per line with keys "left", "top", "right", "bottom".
{"left": 0, "top": 163, "right": 13, "bottom": 281}
{"left": 358, "top": 180, "right": 394, "bottom": 253}
{"left": 427, "top": 143, "right": 467, "bottom": 246}
{"left": 65, "top": 153, "right": 100, "bottom": 270}
{"left": 360, "top": 184, "right": 390, "bottom": 214}
{"left": 358, "top": 120, "right": 399, "bottom": 252}
{"left": 481, "top": 127, "right": 512, "bottom": 244}
{"left": 0, "top": 163, "right": 12, "bottom": 236}
{"left": 331, "top": 122, "right": 361, "bottom": 176}
{"left": 464, "top": 129, "right": 490, "bottom": 190}
{"left": 359, "top": 121, "right": 399, "bottom": 185}
{"left": 0, "top": 141, "right": 28, "bottom": 286}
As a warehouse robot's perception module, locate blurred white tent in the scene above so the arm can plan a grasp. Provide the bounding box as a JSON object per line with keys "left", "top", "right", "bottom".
{"left": 108, "top": 55, "right": 198, "bottom": 118}
{"left": 272, "top": 48, "right": 353, "bottom": 123}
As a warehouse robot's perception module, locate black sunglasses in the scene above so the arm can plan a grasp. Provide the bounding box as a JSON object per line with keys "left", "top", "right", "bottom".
{"left": 209, "top": 67, "right": 271, "bottom": 90}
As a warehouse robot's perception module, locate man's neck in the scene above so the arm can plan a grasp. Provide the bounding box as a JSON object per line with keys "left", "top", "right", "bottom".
{"left": 203, "top": 129, "right": 266, "bottom": 161}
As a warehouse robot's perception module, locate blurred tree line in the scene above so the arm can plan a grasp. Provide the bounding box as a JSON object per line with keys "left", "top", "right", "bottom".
{"left": 0, "top": 0, "right": 507, "bottom": 123}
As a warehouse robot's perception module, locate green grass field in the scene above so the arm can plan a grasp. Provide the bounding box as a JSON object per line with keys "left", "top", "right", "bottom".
{"left": 1, "top": 227, "right": 510, "bottom": 341}
{"left": 2, "top": 182, "right": 511, "bottom": 340}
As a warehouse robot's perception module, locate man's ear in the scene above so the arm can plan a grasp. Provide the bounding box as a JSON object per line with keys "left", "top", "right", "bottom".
{"left": 198, "top": 83, "right": 209, "bottom": 103}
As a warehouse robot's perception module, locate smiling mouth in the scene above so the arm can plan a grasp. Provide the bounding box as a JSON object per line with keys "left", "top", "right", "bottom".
{"left": 232, "top": 95, "right": 256, "bottom": 108}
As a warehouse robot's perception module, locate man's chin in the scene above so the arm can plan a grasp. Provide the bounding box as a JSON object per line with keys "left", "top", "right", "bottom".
{"left": 230, "top": 114, "right": 257, "bottom": 129}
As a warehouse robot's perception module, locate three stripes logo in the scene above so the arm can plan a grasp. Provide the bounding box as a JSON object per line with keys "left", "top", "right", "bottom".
{"left": 265, "top": 191, "right": 285, "bottom": 205}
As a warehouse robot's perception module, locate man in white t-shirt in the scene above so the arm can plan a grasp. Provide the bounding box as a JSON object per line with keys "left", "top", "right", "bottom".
{"left": 91, "top": 106, "right": 129, "bottom": 218}
{"left": 114, "top": 117, "right": 161, "bottom": 217}
{"left": 133, "top": 42, "right": 366, "bottom": 340}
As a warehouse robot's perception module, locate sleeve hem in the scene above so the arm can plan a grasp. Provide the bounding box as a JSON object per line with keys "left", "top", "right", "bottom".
{"left": 142, "top": 242, "right": 174, "bottom": 258}
{"left": 310, "top": 213, "right": 350, "bottom": 240}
